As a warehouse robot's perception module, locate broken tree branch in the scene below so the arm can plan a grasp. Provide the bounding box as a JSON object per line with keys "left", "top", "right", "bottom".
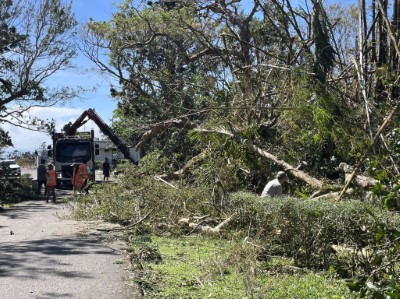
{"left": 135, "top": 117, "right": 198, "bottom": 150}
{"left": 157, "top": 150, "right": 208, "bottom": 181}
{"left": 154, "top": 176, "right": 179, "bottom": 189}
{"left": 195, "top": 126, "right": 327, "bottom": 189}
{"left": 97, "top": 208, "right": 155, "bottom": 232}
{"left": 134, "top": 111, "right": 210, "bottom": 150}
{"left": 188, "top": 215, "right": 234, "bottom": 234}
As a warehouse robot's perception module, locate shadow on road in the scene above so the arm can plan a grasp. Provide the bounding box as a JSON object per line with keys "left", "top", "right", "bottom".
{"left": 0, "top": 234, "right": 117, "bottom": 279}
{"left": 0, "top": 201, "right": 64, "bottom": 220}
{"left": 0, "top": 199, "right": 139, "bottom": 299}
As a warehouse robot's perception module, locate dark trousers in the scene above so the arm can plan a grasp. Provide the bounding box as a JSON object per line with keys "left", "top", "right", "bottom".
{"left": 37, "top": 180, "right": 47, "bottom": 195}
{"left": 82, "top": 179, "right": 89, "bottom": 194}
{"left": 46, "top": 187, "right": 56, "bottom": 202}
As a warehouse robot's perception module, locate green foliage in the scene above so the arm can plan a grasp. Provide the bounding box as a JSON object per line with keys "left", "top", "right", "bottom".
{"left": 371, "top": 172, "right": 400, "bottom": 211}
{"left": 75, "top": 0, "right": 400, "bottom": 294}
{"left": 0, "top": 128, "right": 12, "bottom": 147}
{"left": 222, "top": 192, "right": 400, "bottom": 298}
{"left": 128, "top": 234, "right": 355, "bottom": 299}
{"left": 385, "top": 127, "right": 400, "bottom": 167}
{"left": 82, "top": 0, "right": 400, "bottom": 195}
{"left": 280, "top": 85, "right": 369, "bottom": 178}
{"left": 189, "top": 125, "right": 271, "bottom": 194}
{"left": 94, "top": 1, "right": 217, "bottom": 158}
{"left": 191, "top": 151, "right": 247, "bottom": 206}
{"left": 71, "top": 170, "right": 400, "bottom": 298}
{"left": 72, "top": 171, "right": 399, "bottom": 282}
{"left": 346, "top": 211, "right": 400, "bottom": 298}
{"left": 0, "top": 173, "right": 37, "bottom": 203}
{"left": 86, "top": 0, "right": 305, "bottom": 177}
{"left": 138, "top": 150, "right": 172, "bottom": 175}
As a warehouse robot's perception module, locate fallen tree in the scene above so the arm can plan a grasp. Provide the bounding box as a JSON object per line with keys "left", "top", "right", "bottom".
{"left": 194, "top": 125, "right": 329, "bottom": 190}
{"left": 138, "top": 120, "right": 338, "bottom": 194}
{"left": 134, "top": 112, "right": 330, "bottom": 190}
{"left": 133, "top": 115, "right": 383, "bottom": 199}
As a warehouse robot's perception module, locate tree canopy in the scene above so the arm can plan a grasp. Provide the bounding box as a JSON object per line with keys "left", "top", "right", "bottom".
{"left": 80, "top": 0, "right": 400, "bottom": 198}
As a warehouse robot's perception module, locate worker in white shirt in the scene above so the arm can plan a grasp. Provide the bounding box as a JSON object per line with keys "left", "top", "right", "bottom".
{"left": 261, "top": 171, "right": 287, "bottom": 198}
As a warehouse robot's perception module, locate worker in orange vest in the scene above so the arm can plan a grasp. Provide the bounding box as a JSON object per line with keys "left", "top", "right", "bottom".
{"left": 46, "top": 164, "right": 58, "bottom": 203}
{"left": 72, "top": 163, "right": 82, "bottom": 194}
{"left": 72, "top": 161, "right": 91, "bottom": 194}
{"left": 80, "top": 161, "right": 92, "bottom": 194}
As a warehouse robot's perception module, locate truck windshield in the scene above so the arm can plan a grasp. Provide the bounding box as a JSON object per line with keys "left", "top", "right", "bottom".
{"left": 55, "top": 142, "right": 91, "bottom": 163}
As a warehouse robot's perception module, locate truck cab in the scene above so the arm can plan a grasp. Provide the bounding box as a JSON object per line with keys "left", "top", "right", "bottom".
{"left": 48, "top": 131, "right": 97, "bottom": 188}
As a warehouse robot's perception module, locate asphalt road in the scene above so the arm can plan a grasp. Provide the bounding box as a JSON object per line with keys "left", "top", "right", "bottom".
{"left": 0, "top": 198, "right": 141, "bottom": 298}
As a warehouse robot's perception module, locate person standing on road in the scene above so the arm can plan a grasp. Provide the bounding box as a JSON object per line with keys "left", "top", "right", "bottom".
{"left": 102, "top": 157, "right": 111, "bottom": 181}
{"left": 72, "top": 163, "right": 82, "bottom": 194}
{"left": 46, "top": 164, "right": 57, "bottom": 203}
{"left": 80, "top": 160, "right": 92, "bottom": 194}
{"left": 37, "top": 159, "right": 47, "bottom": 195}
{"left": 72, "top": 161, "right": 91, "bottom": 194}
{"left": 261, "top": 171, "right": 287, "bottom": 198}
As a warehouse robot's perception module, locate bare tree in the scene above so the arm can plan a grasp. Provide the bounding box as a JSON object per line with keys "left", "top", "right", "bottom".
{"left": 0, "top": 0, "right": 78, "bottom": 145}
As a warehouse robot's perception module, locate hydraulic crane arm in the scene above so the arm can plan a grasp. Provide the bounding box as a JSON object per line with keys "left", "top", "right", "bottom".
{"left": 63, "top": 108, "right": 136, "bottom": 163}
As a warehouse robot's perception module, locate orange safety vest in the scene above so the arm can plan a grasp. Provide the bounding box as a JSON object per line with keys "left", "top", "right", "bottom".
{"left": 73, "top": 163, "right": 90, "bottom": 189}
{"left": 72, "top": 167, "right": 83, "bottom": 188}
{"left": 78, "top": 163, "right": 90, "bottom": 180}
{"left": 47, "top": 170, "right": 57, "bottom": 187}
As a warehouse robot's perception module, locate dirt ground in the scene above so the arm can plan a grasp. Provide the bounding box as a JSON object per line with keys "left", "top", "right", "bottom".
{"left": 0, "top": 196, "right": 143, "bottom": 299}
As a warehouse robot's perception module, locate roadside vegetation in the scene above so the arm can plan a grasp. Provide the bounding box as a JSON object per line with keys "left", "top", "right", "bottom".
{"left": 73, "top": 2, "right": 400, "bottom": 295}
{"left": 0, "top": 174, "right": 37, "bottom": 206}
{"left": 70, "top": 163, "right": 400, "bottom": 298}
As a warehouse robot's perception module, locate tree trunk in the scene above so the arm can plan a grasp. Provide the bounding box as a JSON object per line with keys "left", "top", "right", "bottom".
{"left": 378, "top": 0, "right": 388, "bottom": 66}
{"left": 391, "top": 0, "right": 400, "bottom": 69}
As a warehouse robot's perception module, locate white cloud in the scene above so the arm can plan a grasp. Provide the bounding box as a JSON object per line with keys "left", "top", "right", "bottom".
{"left": 3, "top": 106, "right": 102, "bottom": 153}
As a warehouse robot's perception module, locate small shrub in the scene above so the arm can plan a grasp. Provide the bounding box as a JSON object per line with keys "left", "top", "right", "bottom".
{"left": 225, "top": 192, "right": 398, "bottom": 273}
{"left": 0, "top": 174, "right": 36, "bottom": 203}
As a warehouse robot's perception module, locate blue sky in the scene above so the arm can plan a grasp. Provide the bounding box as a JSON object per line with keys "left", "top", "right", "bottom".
{"left": 4, "top": 0, "right": 124, "bottom": 154}
{"left": 48, "top": 0, "right": 122, "bottom": 120}
{"left": 4, "top": 0, "right": 358, "bottom": 154}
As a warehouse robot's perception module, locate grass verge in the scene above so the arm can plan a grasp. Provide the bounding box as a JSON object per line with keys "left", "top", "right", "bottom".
{"left": 128, "top": 233, "right": 356, "bottom": 298}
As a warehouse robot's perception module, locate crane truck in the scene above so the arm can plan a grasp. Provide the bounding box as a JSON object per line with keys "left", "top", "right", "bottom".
{"left": 48, "top": 108, "right": 140, "bottom": 188}
{"left": 48, "top": 129, "right": 96, "bottom": 188}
